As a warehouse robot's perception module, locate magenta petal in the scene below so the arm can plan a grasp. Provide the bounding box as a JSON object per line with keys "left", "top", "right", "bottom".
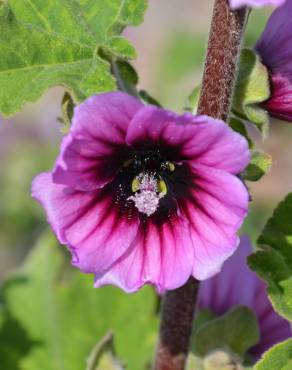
{"left": 181, "top": 164, "right": 249, "bottom": 280}
{"left": 31, "top": 173, "right": 139, "bottom": 275}
{"left": 126, "top": 106, "right": 249, "bottom": 175}
{"left": 94, "top": 215, "right": 195, "bottom": 293}
{"left": 229, "top": 0, "right": 286, "bottom": 9}
{"left": 198, "top": 236, "right": 291, "bottom": 359}
{"left": 263, "top": 74, "right": 292, "bottom": 122}
{"left": 255, "top": 0, "right": 292, "bottom": 123}
{"left": 53, "top": 92, "right": 143, "bottom": 191}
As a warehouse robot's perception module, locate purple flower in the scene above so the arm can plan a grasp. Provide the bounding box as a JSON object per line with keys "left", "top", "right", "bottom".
{"left": 256, "top": 0, "right": 292, "bottom": 122}
{"left": 198, "top": 236, "right": 292, "bottom": 359}
{"left": 32, "top": 92, "right": 250, "bottom": 293}
{"left": 229, "top": 0, "right": 285, "bottom": 9}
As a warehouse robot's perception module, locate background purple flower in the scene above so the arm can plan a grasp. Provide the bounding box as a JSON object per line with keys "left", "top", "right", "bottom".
{"left": 32, "top": 92, "right": 250, "bottom": 293}
{"left": 256, "top": 0, "right": 292, "bottom": 122}
{"left": 229, "top": 0, "right": 286, "bottom": 9}
{"left": 198, "top": 236, "right": 292, "bottom": 359}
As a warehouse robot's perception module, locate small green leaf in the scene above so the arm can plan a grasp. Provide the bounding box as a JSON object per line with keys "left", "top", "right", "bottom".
{"left": 0, "top": 0, "right": 147, "bottom": 116}
{"left": 255, "top": 339, "right": 292, "bottom": 370}
{"left": 243, "top": 150, "right": 272, "bottom": 182}
{"left": 86, "top": 332, "right": 124, "bottom": 370}
{"left": 233, "top": 48, "right": 270, "bottom": 136}
{"left": 248, "top": 193, "right": 292, "bottom": 322}
{"left": 191, "top": 306, "right": 260, "bottom": 358}
{"left": 229, "top": 117, "right": 253, "bottom": 148}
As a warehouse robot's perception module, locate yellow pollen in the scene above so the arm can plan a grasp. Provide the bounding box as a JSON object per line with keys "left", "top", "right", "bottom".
{"left": 131, "top": 178, "right": 140, "bottom": 192}
{"left": 158, "top": 179, "right": 167, "bottom": 195}
{"left": 164, "top": 161, "right": 175, "bottom": 172}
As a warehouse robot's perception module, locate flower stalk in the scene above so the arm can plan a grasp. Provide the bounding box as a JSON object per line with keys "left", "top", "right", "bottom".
{"left": 198, "top": 0, "right": 248, "bottom": 122}
{"left": 153, "top": 1, "right": 248, "bottom": 369}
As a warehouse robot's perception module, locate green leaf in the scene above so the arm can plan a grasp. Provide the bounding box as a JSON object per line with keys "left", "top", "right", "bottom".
{"left": 255, "top": 339, "right": 292, "bottom": 370}
{"left": 0, "top": 231, "right": 158, "bottom": 370}
{"left": 191, "top": 306, "right": 260, "bottom": 358}
{"left": 0, "top": 307, "right": 37, "bottom": 370}
{"left": 229, "top": 117, "right": 253, "bottom": 148}
{"left": 243, "top": 150, "right": 272, "bottom": 182}
{"left": 233, "top": 48, "right": 270, "bottom": 136}
{"left": 248, "top": 193, "right": 292, "bottom": 322}
{"left": 86, "top": 332, "right": 124, "bottom": 370}
{"left": 0, "top": 0, "right": 147, "bottom": 116}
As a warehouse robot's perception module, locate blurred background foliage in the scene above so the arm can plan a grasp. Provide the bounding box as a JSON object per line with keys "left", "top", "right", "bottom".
{"left": 0, "top": 1, "right": 292, "bottom": 369}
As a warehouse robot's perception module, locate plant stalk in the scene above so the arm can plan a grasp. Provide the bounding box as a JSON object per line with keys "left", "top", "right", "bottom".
{"left": 153, "top": 1, "right": 248, "bottom": 370}
{"left": 198, "top": 0, "right": 248, "bottom": 122}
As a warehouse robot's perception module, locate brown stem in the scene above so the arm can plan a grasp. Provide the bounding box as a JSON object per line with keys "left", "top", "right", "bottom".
{"left": 153, "top": 1, "right": 248, "bottom": 370}
{"left": 198, "top": 0, "right": 248, "bottom": 122}
{"left": 153, "top": 278, "right": 199, "bottom": 370}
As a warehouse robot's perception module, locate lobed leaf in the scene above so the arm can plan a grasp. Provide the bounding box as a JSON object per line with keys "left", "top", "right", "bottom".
{"left": 0, "top": 0, "right": 147, "bottom": 116}
{"left": 255, "top": 339, "right": 292, "bottom": 370}
{"left": 248, "top": 193, "right": 292, "bottom": 322}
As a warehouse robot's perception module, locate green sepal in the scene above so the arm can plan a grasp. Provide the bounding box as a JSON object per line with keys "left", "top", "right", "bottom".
{"left": 248, "top": 193, "right": 292, "bottom": 322}
{"left": 232, "top": 48, "right": 271, "bottom": 137}
{"left": 111, "top": 60, "right": 139, "bottom": 97}
{"left": 229, "top": 117, "right": 253, "bottom": 148}
{"left": 139, "top": 90, "right": 162, "bottom": 107}
{"left": 193, "top": 309, "right": 217, "bottom": 333}
{"left": 187, "top": 85, "right": 201, "bottom": 114}
{"left": 242, "top": 150, "right": 272, "bottom": 182}
{"left": 59, "top": 92, "right": 75, "bottom": 134}
{"left": 191, "top": 306, "right": 260, "bottom": 359}
{"left": 109, "top": 59, "right": 162, "bottom": 108}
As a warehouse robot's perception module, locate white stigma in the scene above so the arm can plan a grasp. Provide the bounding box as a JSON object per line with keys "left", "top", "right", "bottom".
{"left": 128, "top": 173, "right": 166, "bottom": 217}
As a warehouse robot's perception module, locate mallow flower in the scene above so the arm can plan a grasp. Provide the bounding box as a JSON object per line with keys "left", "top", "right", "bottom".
{"left": 229, "top": 0, "right": 286, "bottom": 9}
{"left": 255, "top": 0, "right": 292, "bottom": 122}
{"left": 32, "top": 92, "right": 250, "bottom": 293}
{"left": 198, "top": 236, "right": 291, "bottom": 360}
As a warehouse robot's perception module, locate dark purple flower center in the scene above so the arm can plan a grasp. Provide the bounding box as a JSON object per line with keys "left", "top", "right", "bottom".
{"left": 110, "top": 148, "right": 192, "bottom": 222}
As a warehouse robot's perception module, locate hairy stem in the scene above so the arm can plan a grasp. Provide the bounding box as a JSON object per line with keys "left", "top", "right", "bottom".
{"left": 198, "top": 0, "right": 248, "bottom": 122}
{"left": 153, "top": 1, "right": 248, "bottom": 370}
{"left": 153, "top": 278, "right": 199, "bottom": 370}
